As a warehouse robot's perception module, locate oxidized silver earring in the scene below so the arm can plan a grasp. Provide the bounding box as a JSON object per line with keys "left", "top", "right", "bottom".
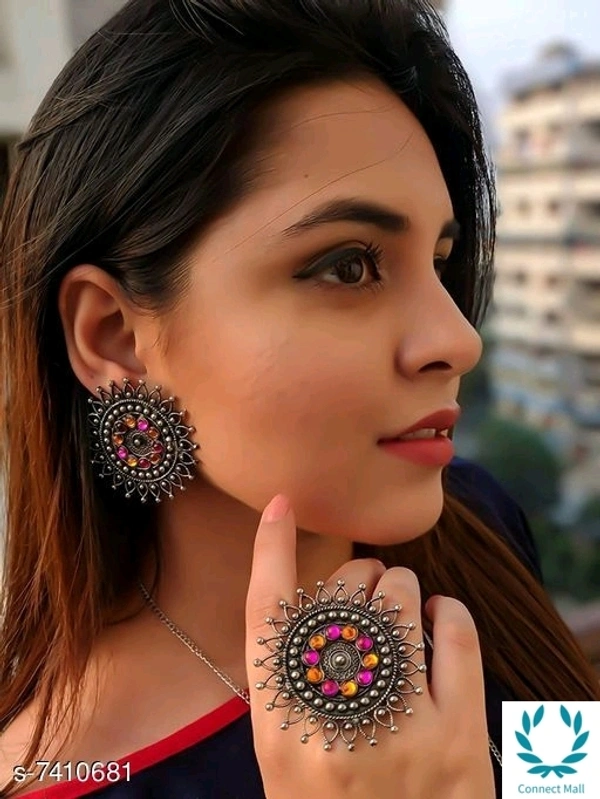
{"left": 87, "top": 378, "right": 199, "bottom": 503}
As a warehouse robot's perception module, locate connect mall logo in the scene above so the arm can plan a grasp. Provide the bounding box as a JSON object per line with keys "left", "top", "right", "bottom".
{"left": 502, "top": 701, "right": 599, "bottom": 796}
{"left": 515, "top": 705, "right": 588, "bottom": 778}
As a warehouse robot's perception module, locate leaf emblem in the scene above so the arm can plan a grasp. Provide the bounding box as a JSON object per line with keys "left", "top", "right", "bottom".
{"left": 560, "top": 705, "right": 572, "bottom": 727}
{"left": 518, "top": 753, "right": 543, "bottom": 763}
{"left": 562, "top": 753, "right": 588, "bottom": 764}
{"left": 573, "top": 731, "right": 589, "bottom": 751}
{"left": 516, "top": 706, "right": 588, "bottom": 779}
{"left": 533, "top": 705, "right": 544, "bottom": 727}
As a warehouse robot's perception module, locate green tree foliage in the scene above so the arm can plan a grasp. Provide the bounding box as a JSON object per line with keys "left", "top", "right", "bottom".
{"left": 474, "top": 415, "right": 563, "bottom": 522}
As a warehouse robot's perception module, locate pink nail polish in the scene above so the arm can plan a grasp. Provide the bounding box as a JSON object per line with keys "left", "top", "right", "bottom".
{"left": 263, "top": 494, "right": 290, "bottom": 523}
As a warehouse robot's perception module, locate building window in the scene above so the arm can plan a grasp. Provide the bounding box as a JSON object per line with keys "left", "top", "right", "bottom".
{"left": 547, "top": 200, "right": 561, "bottom": 215}
{"left": 514, "top": 129, "right": 531, "bottom": 158}
{"left": 517, "top": 199, "right": 532, "bottom": 215}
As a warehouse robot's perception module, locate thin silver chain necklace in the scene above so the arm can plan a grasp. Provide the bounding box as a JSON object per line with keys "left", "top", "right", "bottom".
{"left": 138, "top": 581, "right": 502, "bottom": 767}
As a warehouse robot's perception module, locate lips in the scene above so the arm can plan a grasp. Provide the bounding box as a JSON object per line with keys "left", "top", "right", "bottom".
{"left": 378, "top": 405, "right": 461, "bottom": 442}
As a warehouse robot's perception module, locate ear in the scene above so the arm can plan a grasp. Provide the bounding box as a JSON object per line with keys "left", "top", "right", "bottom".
{"left": 58, "top": 265, "right": 152, "bottom": 394}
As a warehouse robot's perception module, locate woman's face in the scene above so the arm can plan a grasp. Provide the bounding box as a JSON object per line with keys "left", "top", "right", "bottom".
{"left": 144, "top": 76, "right": 483, "bottom": 545}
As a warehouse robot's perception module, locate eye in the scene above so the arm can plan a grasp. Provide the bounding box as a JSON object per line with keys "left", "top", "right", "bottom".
{"left": 295, "top": 242, "right": 385, "bottom": 294}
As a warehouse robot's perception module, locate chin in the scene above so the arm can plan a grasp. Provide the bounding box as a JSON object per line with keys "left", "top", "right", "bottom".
{"left": 343, "top": 492, "right": 445, "bottom": 548}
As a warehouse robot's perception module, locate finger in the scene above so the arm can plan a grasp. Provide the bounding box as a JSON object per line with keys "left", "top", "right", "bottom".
{"left": 322, "top": 558, "right": 387, "bottom": 598}
{"left": 424, "top": 595, "right": 486, "bottom": 719}
{"left": 373, "top": 567, "right": 429, "bottom": 696}
{"left": 245, "top": 493, "right": 298, "bottom": 712}
{"left": 246, "top": 494, "right": 297, "bottom": 636}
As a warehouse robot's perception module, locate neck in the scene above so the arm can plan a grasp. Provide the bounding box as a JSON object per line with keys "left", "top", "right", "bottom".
{"left": 137, "top": 478, "right": 353, "bottom": 685}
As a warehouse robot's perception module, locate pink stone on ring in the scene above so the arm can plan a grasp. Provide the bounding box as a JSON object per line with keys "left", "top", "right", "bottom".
{"left": 356, "top": 635, "right": 373, "bottom": 651}
{"left": 325, "top": 624, "right": 342, "bottom": 640}
{"left": 357, "top": 670, "right": 374, "bottom": 686}
{"left": 302, "top": 650, "right": 320, "bottom": 666}
{"left": 321, "top": 679, "right": 340, "bottom": 697}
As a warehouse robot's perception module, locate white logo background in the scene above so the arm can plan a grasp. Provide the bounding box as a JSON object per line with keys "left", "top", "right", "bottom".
{"left": 502, "top": 701, "right": 600, "bottom": 796}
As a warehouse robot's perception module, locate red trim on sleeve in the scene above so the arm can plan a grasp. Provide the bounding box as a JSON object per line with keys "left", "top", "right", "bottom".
{"left": 18, "top": 694, "right": 250, "bottom": 799}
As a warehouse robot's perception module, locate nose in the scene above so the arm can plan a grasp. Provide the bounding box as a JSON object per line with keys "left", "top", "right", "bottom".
{"left": 393, "top": 274, "right": 483, "bottom": 379}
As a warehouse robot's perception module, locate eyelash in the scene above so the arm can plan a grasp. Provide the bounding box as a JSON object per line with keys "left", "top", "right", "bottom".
{"left": 296, "top": 242, "right": 450, "bottom": 294}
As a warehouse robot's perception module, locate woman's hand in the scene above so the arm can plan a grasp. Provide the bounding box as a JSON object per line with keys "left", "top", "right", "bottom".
{"left": 245, "top": 495, "right": 496, "bottom": 799}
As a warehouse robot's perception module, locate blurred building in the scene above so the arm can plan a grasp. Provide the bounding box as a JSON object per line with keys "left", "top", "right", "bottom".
{"left": 491, "top": 43, "right": 600, "bottom": 522}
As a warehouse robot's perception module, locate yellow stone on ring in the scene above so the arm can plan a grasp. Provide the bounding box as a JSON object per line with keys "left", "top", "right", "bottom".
{"left": 306, "top": 667, "right": 324, "bottom": 684}
{"left": 341, "top": 625, "right": 358, "bottom": 641}
{"left": 308, "top": 634, "right": 326, "bottom": 650}
{"left": 362, "top": 653, "right": 379, "bottom": 670}
{"left": 341, "top": 680, "right": 359, "bottom": 697}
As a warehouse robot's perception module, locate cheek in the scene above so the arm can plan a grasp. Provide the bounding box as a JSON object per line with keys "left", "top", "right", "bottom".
{"left": 206, "top": 328, "right": 378, "bottom": 439}
{"left": 187, "top": 322, "right": 382, "bottom": 493}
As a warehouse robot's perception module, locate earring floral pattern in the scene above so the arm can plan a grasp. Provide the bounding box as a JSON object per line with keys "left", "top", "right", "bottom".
{"left": 87, "top": 378, "right": 199, "bottom": 503}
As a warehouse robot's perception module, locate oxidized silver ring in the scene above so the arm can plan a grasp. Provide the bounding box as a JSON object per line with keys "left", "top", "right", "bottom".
{"left": 254, "top": 579, "right": 427, "bottom": 751}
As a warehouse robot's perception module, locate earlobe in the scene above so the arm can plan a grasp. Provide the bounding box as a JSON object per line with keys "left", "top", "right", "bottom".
{"left": 57, "top": 264, "right": 147, "bottom": 393}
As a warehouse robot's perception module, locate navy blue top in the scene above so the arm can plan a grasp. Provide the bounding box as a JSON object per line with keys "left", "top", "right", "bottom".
{"left": 22, "top": 457, "right": 544, "bottom": 799}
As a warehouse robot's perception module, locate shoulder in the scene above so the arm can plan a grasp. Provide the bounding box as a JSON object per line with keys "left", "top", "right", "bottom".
{"left": 445, "top": 455, "right": 544, "bottom": 586}
{"left": 0, "top": 702, "right": 41, "bottom": 796}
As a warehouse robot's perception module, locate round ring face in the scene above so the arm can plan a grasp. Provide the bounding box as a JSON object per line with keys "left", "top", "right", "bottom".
{"left": 87, "top": 378, "right": 199, "bottom": 503}
{"left": 254, "top": 580, "right": 427, "bottom": 751}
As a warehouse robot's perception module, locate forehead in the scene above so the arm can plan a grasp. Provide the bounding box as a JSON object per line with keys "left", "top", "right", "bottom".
{"left": 248, "top": 76, "right": 453, "bottom": 215}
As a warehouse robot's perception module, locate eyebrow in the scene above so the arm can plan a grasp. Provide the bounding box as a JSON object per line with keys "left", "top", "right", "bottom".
{"left": 281, "top": 197, "right": 461, "bottom": 242}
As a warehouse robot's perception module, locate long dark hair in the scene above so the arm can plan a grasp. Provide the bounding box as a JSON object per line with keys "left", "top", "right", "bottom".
{"left": 1, "top": 0, "right": 598, "bottom": 793}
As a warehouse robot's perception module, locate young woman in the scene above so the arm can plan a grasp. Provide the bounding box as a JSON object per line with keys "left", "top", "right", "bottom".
{"left": 1, "top": 0, "right": 598, "bottom": 797}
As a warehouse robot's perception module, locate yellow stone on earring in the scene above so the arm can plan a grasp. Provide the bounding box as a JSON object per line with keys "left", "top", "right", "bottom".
{"left": 308, "top": 634, "right": 326, "bottom": 650}
{"left": 148, "top": 427, "right": 160, "bottom": 439}
{"left": 126, "top": 455, "right": 138, "bottom": 467}
{"left": 362, "top": 653, "right": 379, "bottom": 670}
{"left": 124, "top": 414, "right": 137, "bottom": 428}
{"left": 306, "top": 667, "right": 324, "bottom": 684}
{"left": 112, "top": 434, "right": 124, "bottom": 446}
{"left": 341, "top": 680, "right": 358, "bottom": 697}
{"left": 341, "top": 625, "right": 358, "bottom": 641}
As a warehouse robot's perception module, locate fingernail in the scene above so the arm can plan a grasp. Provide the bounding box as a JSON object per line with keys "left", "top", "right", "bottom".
{"left": 263, "top": 494, "right": 290, "bottom": 523}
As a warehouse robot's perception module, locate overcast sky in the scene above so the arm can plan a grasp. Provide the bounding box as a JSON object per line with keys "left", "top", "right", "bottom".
{"left": 445, "top": 0, "right": 600, "bottom": 129}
